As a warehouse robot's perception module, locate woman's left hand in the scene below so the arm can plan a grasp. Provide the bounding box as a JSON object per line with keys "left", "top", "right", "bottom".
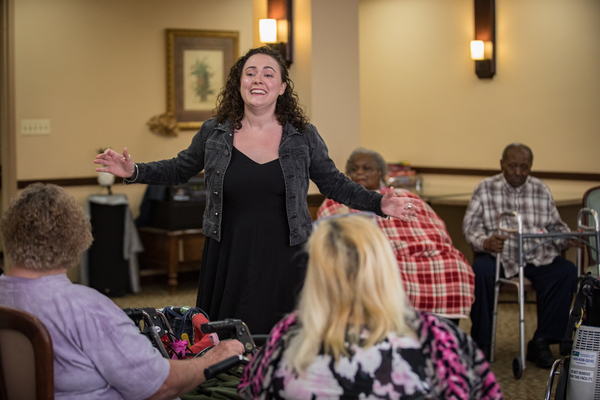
{"left": 380, "top": 186, "right": 422, "bottom": 222}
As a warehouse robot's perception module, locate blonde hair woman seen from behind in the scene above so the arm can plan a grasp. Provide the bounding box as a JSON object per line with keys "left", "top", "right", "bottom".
{"left": 288, "top": 213, "right": 413, "bottom": 372}
{"left": 239, "top": 214, "right": 503, "bottom": 400}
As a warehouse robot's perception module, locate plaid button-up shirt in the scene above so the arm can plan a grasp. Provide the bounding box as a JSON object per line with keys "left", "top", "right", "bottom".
{"left": 463, "top": 173, "right": 570, "bottom": 278}
{"left": 318, "top": 189, "right": 475, "bottom": 319}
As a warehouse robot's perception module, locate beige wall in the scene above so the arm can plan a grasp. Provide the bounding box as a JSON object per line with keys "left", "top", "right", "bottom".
{"left": 275, "top": 0, "right": 362, "bottom": 174}
{"left": 10, "top": 0, "right": 600, "bottom": 214}
{"left": 290, "top": 0, "right": 313, "bottom": 123}
{"left": 359, "top": 0, "right": 600, "bottom": 174}
{"left": 14, "top": 0, "right": 254, "bottom": 211}
{"left": 310, "top": 0, "right": 361, "bottom": 171}
{"left": 12, "top": 0, "right": 362, "bottom": 205}
{"left": 7, "top": 0, "right": 600, "bottom": 276}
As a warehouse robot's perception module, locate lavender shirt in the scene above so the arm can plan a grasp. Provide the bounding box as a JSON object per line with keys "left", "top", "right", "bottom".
{"left": 0, "top": 274, "right": 170, "bottom": 399}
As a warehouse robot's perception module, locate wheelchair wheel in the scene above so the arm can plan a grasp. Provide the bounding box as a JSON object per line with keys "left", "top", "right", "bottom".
{"left": 513, "top": 356, "right": 523, "bottom": 379}
{"left": 554, "top": 357, "right": 570, "bottom": 400}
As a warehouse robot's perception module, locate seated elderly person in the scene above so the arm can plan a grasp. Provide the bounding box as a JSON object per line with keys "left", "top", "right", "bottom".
{"left": 317, "top": 148, "right": 475, "bottom": 321}
{"left": 238, "top": 214, "right": 502, "bottom": 399}
{"left": 463, "top": 143, "right": 578, "bottom": 367}
{"left": 0, "top": 183, "right": 243, "bottom": 399}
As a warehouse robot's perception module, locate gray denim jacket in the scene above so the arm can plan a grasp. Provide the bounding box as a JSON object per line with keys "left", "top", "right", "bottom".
{"left": 129, "top": 118, "right": 384, "bottom": 246}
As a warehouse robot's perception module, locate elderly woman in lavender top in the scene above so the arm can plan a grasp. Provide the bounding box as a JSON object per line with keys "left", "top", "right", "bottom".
{"left": 0, "top": 183, "right": 243, "bottom": 399}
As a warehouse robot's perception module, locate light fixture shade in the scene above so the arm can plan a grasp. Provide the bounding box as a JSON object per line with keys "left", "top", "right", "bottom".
{"left": 483, "top": 41, "right": 493, "bottom": 60}
{"left": 277, "top": 19, "right": 289, "bottom": 43}
{"left": 471, "top": 40, "right": 485, "bottom": 60}
{"left": 259, "top": 19, "right": 278, "bottom": 43}
{"left": 471, "top": 40, "right": 493, "bottom": 60}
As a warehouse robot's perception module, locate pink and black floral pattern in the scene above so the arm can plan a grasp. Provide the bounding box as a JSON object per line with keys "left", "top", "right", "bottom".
{"left": 238, "top": 311, "right": 503, "bottom": 400}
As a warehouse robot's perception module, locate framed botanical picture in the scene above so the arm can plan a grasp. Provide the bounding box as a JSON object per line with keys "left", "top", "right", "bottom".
{"left": 166, "top": 29, "right": 239, "bottom": 130}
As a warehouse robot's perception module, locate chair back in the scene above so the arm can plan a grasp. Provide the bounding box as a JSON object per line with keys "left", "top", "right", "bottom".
{"left": 0, "top": 306, "right": 54, "bottom": 400}
{"left": 583, "top": 186, "right": 600, "bottom": 267}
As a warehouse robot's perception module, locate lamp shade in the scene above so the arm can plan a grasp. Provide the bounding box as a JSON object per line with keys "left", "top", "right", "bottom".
{"left": 259, "top": 19, "right": 277, "bottom": 43}
{"left": 471, "top": 40, "right": 485, "bottom": 60}
{"left": 471, "top": 40, "right": 493, "bottom": 60}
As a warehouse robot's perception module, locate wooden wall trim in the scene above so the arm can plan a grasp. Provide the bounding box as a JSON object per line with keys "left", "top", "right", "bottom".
{"left": 7, "top": 167, "right": 599, "bottom": 190}
{"left": 411, "top": 166, "right": 600, "bottom": 182}
{"left": 1, "top": 0, "right": 18, "bottom": 209}
{"left": 16, "top": 177, "right": 124, "bottom": 189}
{"left": 307, "top": 193, "right": 326, "bottom": 206}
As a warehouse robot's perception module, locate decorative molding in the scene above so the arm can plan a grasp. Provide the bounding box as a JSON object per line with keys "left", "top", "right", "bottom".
{"left": 16, "top": 177, "right": 124, "bottom": 190}
{"left": 1, "top": 0, "right": 18, "bottom": 209}
{"left": 4, "top": 167, "right": 597, "bottom": 191}
{"left": 412, "top": 166, "right": 600, "bottom": 181}
{"left": 307, "top": 193, "right": 326, "bottom": 206}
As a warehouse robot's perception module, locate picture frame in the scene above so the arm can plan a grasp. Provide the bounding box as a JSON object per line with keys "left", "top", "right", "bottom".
{"left": 166, "top": 29, "right": 239, "bottom": 130}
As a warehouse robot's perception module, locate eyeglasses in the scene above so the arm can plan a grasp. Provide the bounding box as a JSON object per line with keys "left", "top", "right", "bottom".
{"left": 312, "top": 211, "right": 379, "bottom": 231}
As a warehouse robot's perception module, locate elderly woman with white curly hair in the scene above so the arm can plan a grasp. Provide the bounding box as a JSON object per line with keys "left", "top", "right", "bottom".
{"left": 0, "top": 183, "right": 243, "bottom": 400}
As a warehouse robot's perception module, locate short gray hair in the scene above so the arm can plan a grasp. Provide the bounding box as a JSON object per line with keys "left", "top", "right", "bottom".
{"left": 345, "top": 148, "right": 388, "bottom": 177}
{"left": 502, "top": 143, "right": 533, "bottom": 164}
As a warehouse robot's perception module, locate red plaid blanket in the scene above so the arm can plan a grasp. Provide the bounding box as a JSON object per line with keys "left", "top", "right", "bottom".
{"left": 317, "top": 190, "right": 475, "bottom": 319}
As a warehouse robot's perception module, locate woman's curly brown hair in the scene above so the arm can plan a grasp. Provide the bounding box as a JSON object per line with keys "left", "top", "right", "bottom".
{"left": 1, "top": 183, "right": 93, "bottom": 271}
{"left": 214, "top": 46, "right": 309, "bottom": 132}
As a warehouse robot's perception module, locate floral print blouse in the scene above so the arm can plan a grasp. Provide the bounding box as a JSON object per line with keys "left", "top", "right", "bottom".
{"left": 238, "top": 311, "right": 503, "bottom": 400}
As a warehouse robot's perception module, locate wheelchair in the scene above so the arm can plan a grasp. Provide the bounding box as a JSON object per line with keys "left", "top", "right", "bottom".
{"left": 544, "top": 273, "right": 600, "bottom": 399}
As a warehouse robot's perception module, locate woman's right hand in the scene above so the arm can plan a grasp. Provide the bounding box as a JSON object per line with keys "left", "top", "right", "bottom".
{"left": 94, "top": 147, "right": 135, "bottom": 178}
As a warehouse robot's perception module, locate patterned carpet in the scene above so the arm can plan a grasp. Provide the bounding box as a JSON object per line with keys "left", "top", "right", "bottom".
{"left": 459, "top": 302, "right": 559, "bottom": 400}
{"left": 111, "top": 276, "right": 559, "bottom": 400}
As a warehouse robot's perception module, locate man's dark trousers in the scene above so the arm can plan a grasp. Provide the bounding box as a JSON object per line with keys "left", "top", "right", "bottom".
{"left": 470, "top": 252, "right": 577, "bottom": 347}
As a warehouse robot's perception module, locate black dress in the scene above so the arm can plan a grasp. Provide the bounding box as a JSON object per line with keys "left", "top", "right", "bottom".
{"left": 196, "top": 147, "right": 306, "bottom": 335}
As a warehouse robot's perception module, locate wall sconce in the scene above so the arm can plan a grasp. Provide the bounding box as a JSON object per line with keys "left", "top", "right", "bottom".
{"left": 470, "top": 40, "right": 493, "bottom": 60}
{"left": 259, "top": 19, "right": 278, "bottom": 43}
{"left": 472, "top": 0, "right": 495, "bottom": 79}
{"left": 259, "top": 0, "right": 293, "bottom": 67}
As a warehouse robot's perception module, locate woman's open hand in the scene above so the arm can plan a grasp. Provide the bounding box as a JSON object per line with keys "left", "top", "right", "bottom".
{"left": 380, "top": 186, "right": 422, "bottom": 222}
{"left": 94, "top": 148, "right": 135, "bottom": 179}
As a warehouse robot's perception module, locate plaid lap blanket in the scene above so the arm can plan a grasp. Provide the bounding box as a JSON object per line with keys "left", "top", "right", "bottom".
{"left": 317, "top": 190, "right": 475, "bottom": 319}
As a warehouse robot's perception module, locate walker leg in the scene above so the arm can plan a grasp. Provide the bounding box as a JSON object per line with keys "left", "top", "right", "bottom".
{"left": 491, "top": 283, "right": 500, "bottom": 363}
{"left": 513, "top": 356, "right": 523, "bottom": 379}
{"left": 518, "top": 272, "right": 527, "bottom": 376}
{"left": 491, "top": 256, "right": 502, "bottom": 363}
